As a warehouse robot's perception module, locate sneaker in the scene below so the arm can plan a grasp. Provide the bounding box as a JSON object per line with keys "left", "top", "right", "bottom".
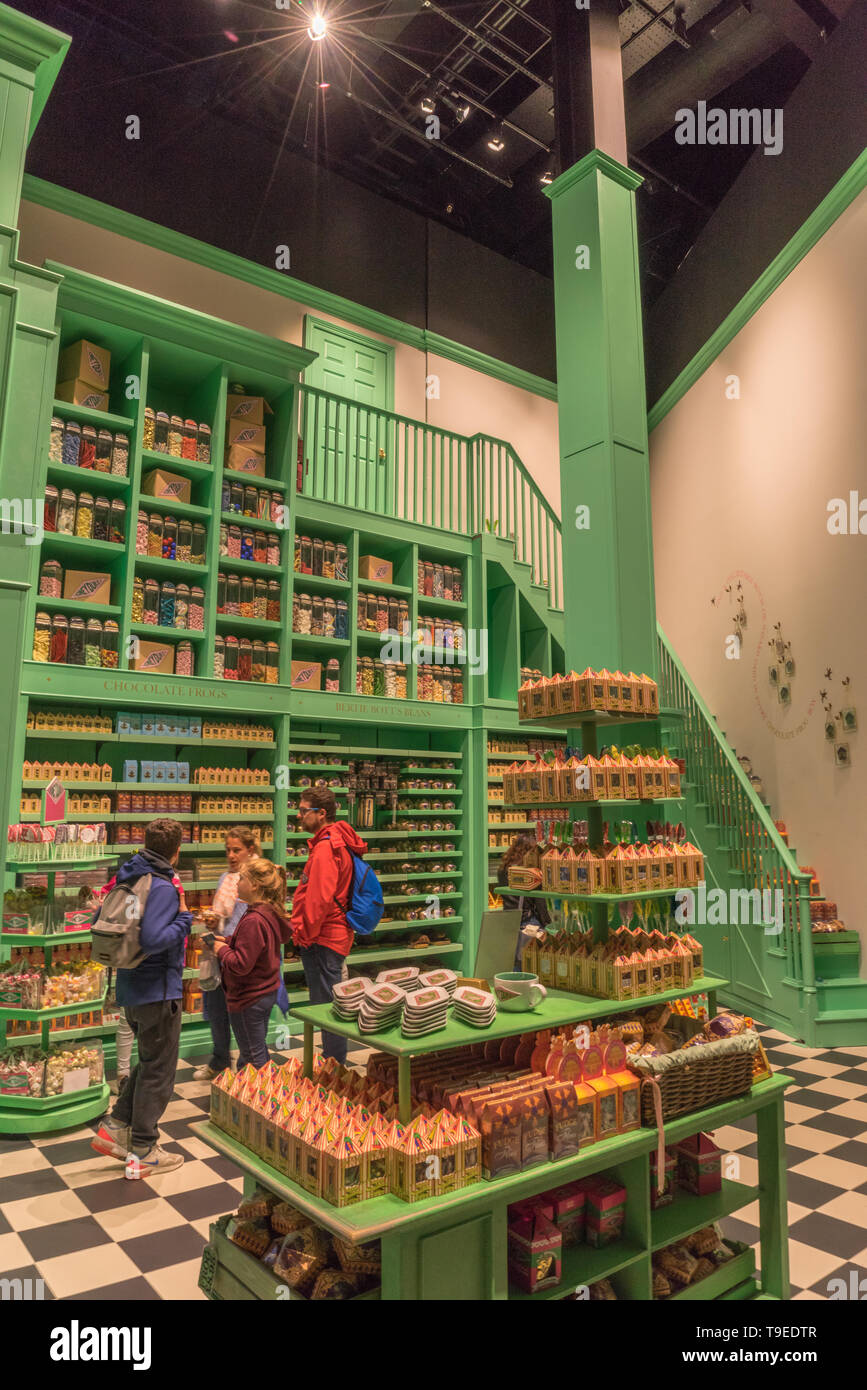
{"left": 91, "top": 1117, "right": 130, "bottom": 1160}
{"left": 125, "top": 1145, "right": 184, "bottom": 1179}
{"left": 192, "top": 1063, "right": 217, "bottom": 1081}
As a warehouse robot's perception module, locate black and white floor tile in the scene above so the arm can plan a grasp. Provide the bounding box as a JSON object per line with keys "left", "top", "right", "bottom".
{"left": 717, "top": 1026, "right": 867, "bottom": 1299}
{"left": 1, "top": 1024, "right": 866, "bottom": 1299}
{"left": 0, "top": 1041, "right": 373, "bottom": 1300}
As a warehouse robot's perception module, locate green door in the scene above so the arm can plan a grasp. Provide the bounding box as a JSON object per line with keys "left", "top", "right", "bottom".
{"left": 302, "top": 317, "right": 394, "bottom": 512}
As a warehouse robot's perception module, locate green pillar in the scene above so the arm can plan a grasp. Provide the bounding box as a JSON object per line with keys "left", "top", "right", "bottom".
{"left": 0, "top": 4, "right": 69, "bottom": 872}
{"left": 546, "top": 151, "right": 658, "bottom": 679}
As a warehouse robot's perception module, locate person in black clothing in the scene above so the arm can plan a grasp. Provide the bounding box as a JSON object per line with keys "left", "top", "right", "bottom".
{"left": 497, "top": 834, "right": 551, "bottom": 969}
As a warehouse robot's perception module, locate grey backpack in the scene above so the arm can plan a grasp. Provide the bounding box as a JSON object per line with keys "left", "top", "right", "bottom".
{"left": 90, "top": 875, "right": 153, "bottom": 969}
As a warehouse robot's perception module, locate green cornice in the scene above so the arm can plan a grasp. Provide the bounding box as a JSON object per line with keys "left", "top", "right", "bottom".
{"left": 46, "top": 261, "right": 317, "bottom": 377}
{"left": 0, "top": 4, "right": 70, "bottom": 139}
{"left": 648, "top": 148, "right": 867, "bottom": 433}
{"left": 22, "top": 177, "right": 558, "bottom": 402}
{"left": 545, "top": 149, "right": 643, "bottom": 201}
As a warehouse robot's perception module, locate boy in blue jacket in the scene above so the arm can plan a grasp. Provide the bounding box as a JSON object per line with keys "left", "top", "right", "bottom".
{"left": 92, "top": 819, "right": 192, "bottom": 1179}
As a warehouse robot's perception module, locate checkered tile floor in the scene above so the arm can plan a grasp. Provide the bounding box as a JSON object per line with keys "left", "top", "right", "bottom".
{"left": 0, "top": 1041, "right": 372, "bottom": 1301}
{"left": 1, "top": 1023, "right": 866, "bottom": 1299}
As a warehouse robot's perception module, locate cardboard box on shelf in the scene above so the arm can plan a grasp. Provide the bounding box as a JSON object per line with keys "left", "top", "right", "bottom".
{"left": 57, "top": 339, "right": 111, "bottom": 392}
{"left": 290, "top": 660, "right": 322, "bottom": 691}
{"left": 130, "top": 641, "right": 175, "bottom": 675}
{"left": 359, "top": 555, "right": 393, "bottom": 584}
{"left": 141, "top": 469, "right": 192, "bottom": 504}
{"left": 62, "top": 570, "right": 112, "bottom": 605}
{"left": 54, "top": 380, "right": 110, "bottom": 412}
{"left": 226, "top": 418, "right": 267, "bottom": 454}
{"left": 225, "top": 393, "right": 273, "bottom": 425}
{"left": 224, "top": 444, "right": 267, "bottom": 477}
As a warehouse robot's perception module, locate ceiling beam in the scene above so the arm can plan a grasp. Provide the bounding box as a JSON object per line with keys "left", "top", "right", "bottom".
{"left": 750, "top": 0, "right": 824, "bottom": 56}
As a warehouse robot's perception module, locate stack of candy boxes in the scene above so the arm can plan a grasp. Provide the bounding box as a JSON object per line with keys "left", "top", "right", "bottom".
{"left": 532, "top": 836, "right": 704, "bottom": 896}
{"left": 210, "top": 1056, "right": 481, "bottom": 1208}
{"left": 523, "top": 926, "right": 704, "bottom": 1001}
{"left": 518, "top": 668, "right": 659, "bottom": 722}
{"left": 504, "top": 750, "right": 681, "bottom": 804}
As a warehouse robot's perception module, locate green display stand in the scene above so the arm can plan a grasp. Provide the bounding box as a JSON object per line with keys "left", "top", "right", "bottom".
{"left": 0, "top": 924, "right": 110, "bottom": 1131}
{"left": 193, "top": 972, "right": 792, "bottom": 1301}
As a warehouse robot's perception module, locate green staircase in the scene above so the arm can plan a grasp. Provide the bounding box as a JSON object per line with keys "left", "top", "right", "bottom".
{"left": 297, "top": 381, "right": 866, "bottom": 1047}
{"left": 657, "top": 630, "right": 867, "bottom": 1047}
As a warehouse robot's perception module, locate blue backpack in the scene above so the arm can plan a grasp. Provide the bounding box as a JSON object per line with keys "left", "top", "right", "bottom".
{"left": 331, "top": 838, "right": 384, "bottom": 936}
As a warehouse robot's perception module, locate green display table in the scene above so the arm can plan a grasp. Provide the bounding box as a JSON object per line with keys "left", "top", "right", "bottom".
{"left": 195, "top": 1073, "right": 791, "bottom": 1300}
{"left": 292, "top": 976, "right": 727, "bottom": 1123}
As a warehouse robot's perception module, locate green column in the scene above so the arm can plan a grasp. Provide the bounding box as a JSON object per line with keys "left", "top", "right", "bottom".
{"left": 0, "top": 4, "right": 69, "bottom": 873}
{"left": 546, "top": 151, "right": 658, "bottom": 679}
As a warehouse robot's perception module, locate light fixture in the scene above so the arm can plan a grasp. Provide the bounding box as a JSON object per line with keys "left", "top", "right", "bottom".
{"left": 308, "top": 12, "right": 327, "bottom": 41}
{"left": 445, "top": 92, "right": 471, "bottom": 123}
{"left": 540, "top": 170, "right": 553, "bottom": 186}
{"left": 318, "top": 80, "right": 330, "bottom": 89}
{"left": 420, "top": 92, "right": 437, "bottom": 115}
{"left": 487, "top": 126, "right": 505, "bottom": 153}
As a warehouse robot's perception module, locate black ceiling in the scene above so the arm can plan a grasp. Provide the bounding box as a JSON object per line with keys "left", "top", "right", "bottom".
{"left": 21, "top": 0, "right": 843, "bottom": 314}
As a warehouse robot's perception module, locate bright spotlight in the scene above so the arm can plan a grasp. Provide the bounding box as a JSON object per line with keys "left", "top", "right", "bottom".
{"left": 308, "top": 13, "right": 327, "bottom": 41}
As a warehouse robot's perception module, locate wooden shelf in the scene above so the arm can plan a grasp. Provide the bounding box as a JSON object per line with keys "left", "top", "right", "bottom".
{"left": 218, "top": 556, "right": 283, "bottom": 578}
{"left": 46, "top": 462, "right": 131, "bottom": 494}
{"left": 134, "top": 554, "right": 209, "bottom": 578}
{"left": 52, "top": 400, "right": 135, "bottom": 432}
{"left": 223, "top": 468, "right": 287, "bottom": 492}
{"left": 138, "top": 493, "right": 211, "bottom": 521}
{"left": 31, "top": 597, "right": 122, "bottom": 618}
{"left": 129, "top": 623, "right": 207, "bottom": 642}
{"left": 221, "top": 510, "right": 284, "bottom": 535}
{"left": 140, "top": 448, "right": 213, "bottom": 481}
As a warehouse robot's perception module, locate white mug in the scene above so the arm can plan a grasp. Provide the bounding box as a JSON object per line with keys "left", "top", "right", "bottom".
{"left": 493, "top": 972, "right": 548, "bottom": 1011}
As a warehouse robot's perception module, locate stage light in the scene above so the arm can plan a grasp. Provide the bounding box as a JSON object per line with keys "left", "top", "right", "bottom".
{"left": 308, "top": 13, "right": 327, "bottom": 41}
{"left": 420, "top": 93, "right": 437, "bottom": 115}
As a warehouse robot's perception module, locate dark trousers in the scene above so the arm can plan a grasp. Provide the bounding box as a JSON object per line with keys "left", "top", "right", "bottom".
{"left": 299, "top": 944, "right": 347, "bottom": 1063}
{"left": 112, "top": 999, "right": 182, "bottom": 1151}
{"left": 230, "top": 990, "right": 278, "bottom": 1069}
{"left": 202, "top": 982, "right": 232, "bottom": 1071}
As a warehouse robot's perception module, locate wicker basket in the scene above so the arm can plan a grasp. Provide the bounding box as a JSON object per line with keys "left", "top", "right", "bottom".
{"left": 631, "top": 1033, "right": 759, "bottom": 1125}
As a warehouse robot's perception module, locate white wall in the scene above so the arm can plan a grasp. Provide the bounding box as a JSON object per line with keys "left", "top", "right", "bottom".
{"left": 650, "top": 188, "right": 867, "bottom": 951}
{"left": 17, "top": 200, "right": 560, "bottom": 516}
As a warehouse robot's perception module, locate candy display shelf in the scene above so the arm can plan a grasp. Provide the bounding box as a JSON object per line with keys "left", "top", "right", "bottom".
{"left": 519, "top": 707, "right": 684, "bottom": 729}
{"left": 280, "top": 732, "right": 467, "bottom": 1030}
{"left": 0, "top": 991, "right": 108, "bottom": 1022}
{"left": 0, "top": 913, "right": 109, "bottom": 1132}
{"left": 292, "top": 976, "right": 727, "bottom": 1122}
{"left": 194, "top": 1065, "right": 792, "bottom": 1300}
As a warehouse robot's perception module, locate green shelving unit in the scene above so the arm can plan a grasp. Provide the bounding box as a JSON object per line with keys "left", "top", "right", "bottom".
{"left": 0, "top": 924, "right": 110, "bottom": 1134}
{"left": 194, "top": 970, "right": 793, "bottom": 1301}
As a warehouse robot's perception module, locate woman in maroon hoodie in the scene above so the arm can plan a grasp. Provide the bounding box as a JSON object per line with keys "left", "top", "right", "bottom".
{"left": 211, "top": 857, "right": 292, "bottom": 1068}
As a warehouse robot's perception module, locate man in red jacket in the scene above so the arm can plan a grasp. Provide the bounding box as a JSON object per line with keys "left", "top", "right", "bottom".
{"left": 290, "top": 786, "right": 366, "bottom": 1063}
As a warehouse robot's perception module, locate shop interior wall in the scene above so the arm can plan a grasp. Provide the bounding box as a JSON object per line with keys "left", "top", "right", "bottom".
{"left": 16, "top": 199, "right": 559, "bottom": 516}
{"left": 649, "top": 188, "right": 867, "bottom": 953}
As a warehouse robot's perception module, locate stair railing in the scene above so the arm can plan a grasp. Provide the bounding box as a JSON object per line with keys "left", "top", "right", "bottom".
{"left": 469, "top": 435, "right": 563, "bottom": 610}
{"left": 657, "top": 625, "right": 816, "bottom": 996}
{"left": 297, "top": 384, "right": 563, "bottom": 610}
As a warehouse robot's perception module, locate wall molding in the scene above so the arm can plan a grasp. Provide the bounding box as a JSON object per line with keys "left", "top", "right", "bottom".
{"left": 21, "top": 176, "right": 558, "bottom": 404}
{"left": 648, "top": 149, "right": 867, "bottom": 434}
